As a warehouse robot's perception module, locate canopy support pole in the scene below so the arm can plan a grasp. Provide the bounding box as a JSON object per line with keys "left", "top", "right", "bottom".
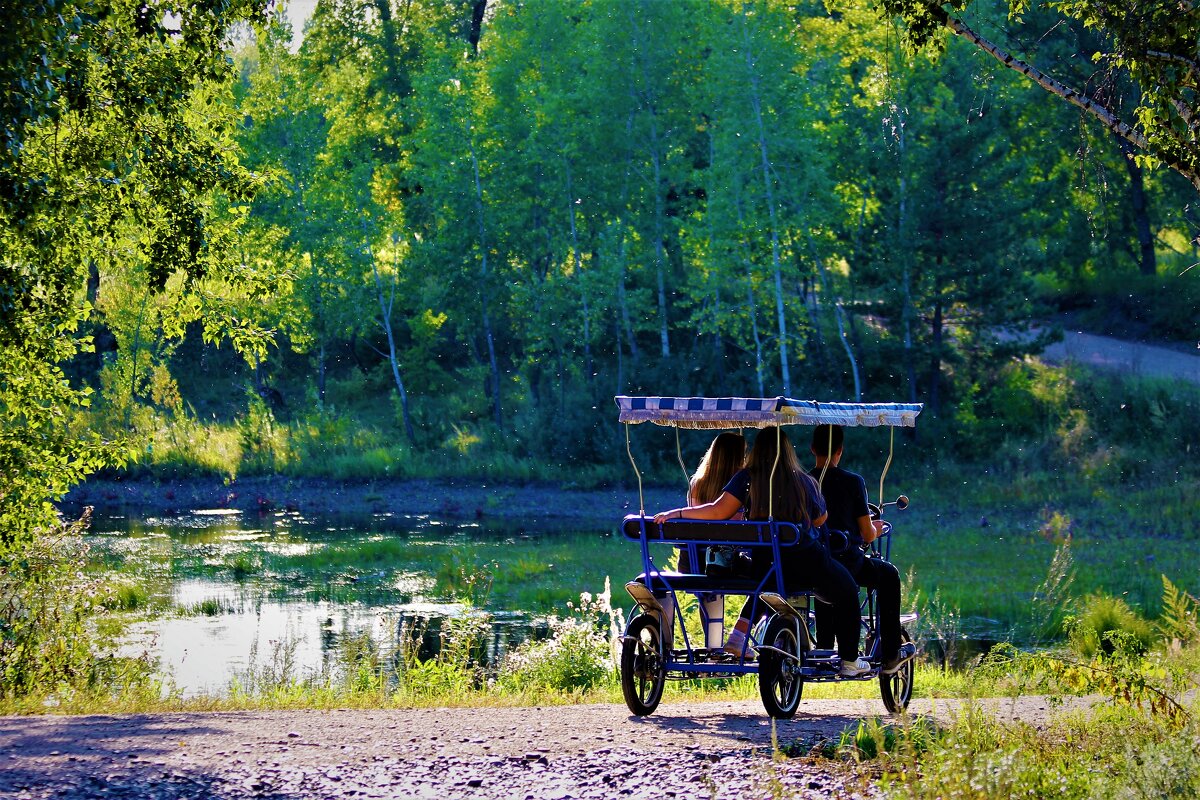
{"left": 625, "top": 423, "right": 645, "bottom": 516}
{"left": 878, "top": 425, "right": 895, "bottom": 510}
{"left": 767, "top": 423, "right": 781, "bottom": 520}
{"left": 817, "top": 425, "right": 832, "bottom": 493}
{"left": 674, "top": 427, "right": 689, "bottom": 489}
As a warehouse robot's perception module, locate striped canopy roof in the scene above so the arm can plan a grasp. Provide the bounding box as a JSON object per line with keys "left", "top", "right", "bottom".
{"left": 615, "top": 396, "right": 922, "bottom": 429}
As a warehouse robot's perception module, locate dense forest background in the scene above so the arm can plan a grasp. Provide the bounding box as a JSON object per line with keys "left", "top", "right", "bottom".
{"left": 36, "top": 0, "right": 1200, "bottom": 488}
{"left": 2, "top": 0, "right": 1199, "bottom": 715}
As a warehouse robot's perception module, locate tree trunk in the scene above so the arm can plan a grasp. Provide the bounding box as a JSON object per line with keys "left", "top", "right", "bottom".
{"left": 930, "top": 290, "right": 943, "bottom": 417}
{"left": 469, "top": 140, "right": 503, "bottom": 428}
{"left": 650, "top": 134, "right": 671, "bottom": 360}
{"left": 1116, "top": 136, "right": 1157, "bottom": 276}
{"left": 565, "top": 159, "right": 592, "bottom": 384}
{"left": 896, "top": 119, "right": 919, "bottom": 407}
{"left": 372, "top": 0, "right": 411, "bottom": 100}
{"left": 735, "top": 197, "right": 765, "bottom": 397}
{"left": 467, "top": 0, "right": 487, "bottom": 54}
{"left": 628, "top": 3, "right": 671, "bottom": 360}
{"left": 807, "top": 234, "right": 862, "bottom": 401}
{"left": 743, "top": 17, "right": 789, "bottom": 394}
{"left": 317, "top": 343, "right": 326, "bottom": 408}
{"left": 370, "top": 232, "right": 416, "bottom": 446}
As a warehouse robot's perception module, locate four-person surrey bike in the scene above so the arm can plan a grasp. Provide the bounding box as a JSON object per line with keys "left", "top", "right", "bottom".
{"left": 615, "top": 395, "right": 922, "bottom": 718}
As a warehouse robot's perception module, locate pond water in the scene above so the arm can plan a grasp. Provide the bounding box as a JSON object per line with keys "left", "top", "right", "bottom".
{"left": 86, "top": 509, "right": 642, "bottom": 697}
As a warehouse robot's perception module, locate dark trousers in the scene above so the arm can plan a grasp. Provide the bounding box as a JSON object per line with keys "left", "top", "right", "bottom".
{"left": 815, "top": 554, "right": 902, "bottom": 659}
{"left": 741, "top": 544, "right": 862, "bottom": 663}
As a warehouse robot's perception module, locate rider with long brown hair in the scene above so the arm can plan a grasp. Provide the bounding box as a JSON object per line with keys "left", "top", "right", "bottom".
{"left": 654, "top": 426, "right": 870, "bottom": 676}
{"left": 681, "top": 431, "right": 746, "bottom": 572}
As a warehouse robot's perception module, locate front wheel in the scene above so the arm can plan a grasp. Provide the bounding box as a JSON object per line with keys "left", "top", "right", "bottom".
{"left": 621, "top": 614, "right": 666, "bottom": 716}
{"left": 758, "top": 615, "right": 806, "bottom": 719}
{"left": 880, "top": 627, "right": 915, "bottom": 713}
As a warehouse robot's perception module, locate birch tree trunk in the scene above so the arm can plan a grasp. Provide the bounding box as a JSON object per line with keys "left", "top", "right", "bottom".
{"left": 743, "top": 18, "right": 790, "bottom": 394}
{"left": 735, "top": 192, "right": 765, "bottom": 397}
{"left": 940, "top": 15, "right": 1200, "bottom": 192}
{"left": 807, "top": 233, "right": 862, "bottom": 401}
{"left": 564, "top": 159, "right": 592, "bottom": 383}
{"left": 895, "top": 114, "right": 920, "bottom": 406}
{"left": 369, "top": 232, "right": 416, "bottom": 446}
{"left": 629, "top": 4, "right": 671, "bottom": 360}
{"left": 469, "top": 139, "right": 503, "bottom": 428}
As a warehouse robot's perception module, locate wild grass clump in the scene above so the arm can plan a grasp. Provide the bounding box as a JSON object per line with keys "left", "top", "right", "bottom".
{"left": 185, "top": 597, "right": 232, "bottom": 616}
{"left": 100, "top": 579, "right": 151, "bottom": 611}
{"left": 1066, "top": 593, "right": 1156, "bottom": 659}
{"left": 226, "top": 553, "right": 261, "bottom": 580}
{"left": 819, "top": 649, "right": 1200, "bottom": 800}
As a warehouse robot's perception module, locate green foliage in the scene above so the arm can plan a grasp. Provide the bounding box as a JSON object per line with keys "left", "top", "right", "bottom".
{"left": 101, "top": 581, "right": 152, "bottom": 612}
{"left": 1063, "top": 271, "right": 1200, "bottom": 341}
{"left": 499, "top": 588, "right": 620, "bottom": 693}
{"left": 879, "top": 0, "right": 1200, "bottom": 191}
{"left": 1027, "top": 535, "right": 1076, "bottom": 644}
{"left": 1067, "top": 594, "right": 1157, "bottom": 659}
{"left": 0, "top": 514, "right": 102, "bottom": 696}
{"left": 1159, "top": 576, "right": 1200, "bottom": 650}
{"left": 824, "top": 716, "right": 938, "bottom": 762}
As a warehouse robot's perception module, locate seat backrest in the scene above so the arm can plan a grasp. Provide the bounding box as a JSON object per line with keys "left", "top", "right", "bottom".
{"left": 620, "top": 514, "right": 809, "bottom": 547}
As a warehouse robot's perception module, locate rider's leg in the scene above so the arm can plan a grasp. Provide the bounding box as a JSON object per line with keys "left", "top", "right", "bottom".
{"left": 658, "top": 592, "right": 676, "bottom": 650}
{"left": 724, "top": 596, "right": 755, "bottom": 657}
{"left": 699, "top": 593, "right": 725, "bottom": 649}
{"left": 795, "top": 550, "right": 863, "bottom": 668}
{"left": 813, "top": 599, "right": 836, "bottom": 650}
{"left": 858, "top": 558, "right": 902, "bottom": 658}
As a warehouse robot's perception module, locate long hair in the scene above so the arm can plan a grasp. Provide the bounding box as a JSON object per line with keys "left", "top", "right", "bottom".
{"left": 745, "top": 426, "right": 816, "bottom": 524}
{"left": 689, "top": 432, "right": 746, "bottom": 504}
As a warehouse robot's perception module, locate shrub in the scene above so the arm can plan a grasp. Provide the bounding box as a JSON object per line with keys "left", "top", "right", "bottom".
{"left": 1067, "top": 594, "right": 1156, "bottom": 659}
{"left": 0, "top": 514, "right": 103, "bottom": 696}
{"left": 498, "top": 585, "right": 620, "bottom": 693}
{"left": 499, "top": 617, "right": 613, "bottom": 692}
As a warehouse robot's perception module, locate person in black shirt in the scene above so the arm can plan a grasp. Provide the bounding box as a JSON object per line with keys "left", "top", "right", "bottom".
{"left": 810, "top": 424, "right": 916, "bottom": 675}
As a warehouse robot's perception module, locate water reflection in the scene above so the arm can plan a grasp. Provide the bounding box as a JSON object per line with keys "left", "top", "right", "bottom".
{"left": 87, "top": 509, "right": 637, "bottom": 697}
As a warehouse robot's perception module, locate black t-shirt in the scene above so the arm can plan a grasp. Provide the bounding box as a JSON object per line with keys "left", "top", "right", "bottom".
{"left": 808, "top": 464, "right": 870, "bottom": 547}
{"left": 722, "top": 468, "right": 826, "bottom": 523}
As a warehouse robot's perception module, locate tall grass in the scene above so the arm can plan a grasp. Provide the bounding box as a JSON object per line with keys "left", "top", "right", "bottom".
{"left": 812, "top": 576, "right": 1200, "bottom": 800}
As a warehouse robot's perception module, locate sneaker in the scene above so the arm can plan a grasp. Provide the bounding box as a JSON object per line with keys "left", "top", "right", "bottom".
{"left": 881, "top": 642, "right": 917, "bottom": 675}
{"left": 839, "top": 657, "right": 872, "bottom": 677}
{"left": 723, "top": 629, "right": 756, "bottom": 661}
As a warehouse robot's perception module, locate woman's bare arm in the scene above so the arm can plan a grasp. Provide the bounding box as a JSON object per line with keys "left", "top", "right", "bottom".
{"left": 652, "top": 492, "right": 742, "bottom": 525}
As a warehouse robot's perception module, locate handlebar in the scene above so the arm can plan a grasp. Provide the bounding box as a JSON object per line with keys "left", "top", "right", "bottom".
{"left": 869, "top": 494, "right": 910, "bottom": 520}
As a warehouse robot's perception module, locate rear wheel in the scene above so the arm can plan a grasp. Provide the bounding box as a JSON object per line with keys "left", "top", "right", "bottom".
{"left": 758, "top": 615, "right": 805, "bottom": 719}
{"left": 621, "top": 614, "right": 666, "bottom": 716}
{"left": 880, "top": 627, "right": 914, "bottom": 713}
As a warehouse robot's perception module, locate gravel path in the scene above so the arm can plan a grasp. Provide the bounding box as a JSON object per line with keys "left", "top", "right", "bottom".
{"left": 0, "top": 696, "right": 1095, "bottom": 800}
{"left": 1042, "top": 329, "right": 1200, "bottom": 384}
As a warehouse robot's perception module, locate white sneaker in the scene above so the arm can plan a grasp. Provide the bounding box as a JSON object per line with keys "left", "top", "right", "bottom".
{"left": 839, "top": 657, "right": 872, "bottom": 677}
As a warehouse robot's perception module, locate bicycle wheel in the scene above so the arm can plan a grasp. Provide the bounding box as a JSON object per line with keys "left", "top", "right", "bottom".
{"left": 621, "top": 613, "right": 666, "bottom": 716}
{"left": 758, "top": 615, "right": 805, "bottom": 719}
{"left": 880, "top": 627, "right": 914, "bottom": 713}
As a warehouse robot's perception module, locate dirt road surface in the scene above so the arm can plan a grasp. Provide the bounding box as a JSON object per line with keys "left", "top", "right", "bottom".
{"left": 1042, "top": 329, "right": 1200, "bottom": 384}
{"left": 0, "top": 696, "right": 1096, "bottom": 800}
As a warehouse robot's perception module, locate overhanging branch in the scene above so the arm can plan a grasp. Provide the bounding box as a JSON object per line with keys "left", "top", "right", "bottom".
{"left": 943, "top": 16, "right": 1200, "bottom": 191}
